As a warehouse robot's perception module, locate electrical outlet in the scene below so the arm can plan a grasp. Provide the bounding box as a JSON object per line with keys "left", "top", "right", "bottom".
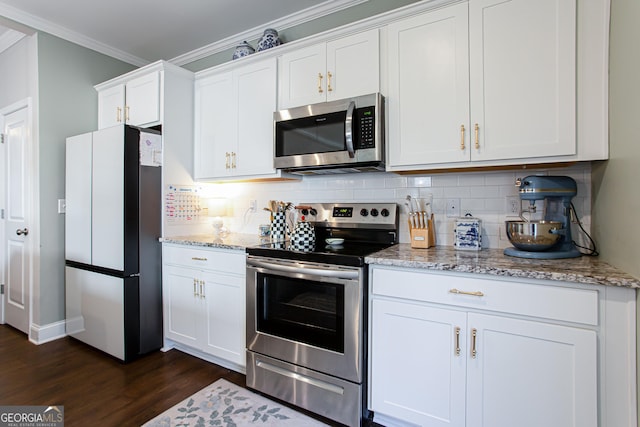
{"left": 249, "top": 200, "right": 257, "bottom": 213}
{"left": 446, "top": 198, "right": 460, "bottom": 217}
{"left": 505, "top": 196, "right": 520, "bottom": 215}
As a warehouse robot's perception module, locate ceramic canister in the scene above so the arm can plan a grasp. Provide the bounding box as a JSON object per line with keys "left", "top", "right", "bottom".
{"left": 232, "top": 41, "right": 255, "bottom": 60}
{"left": 454, "top": 214, "right": 482, "bottom": 250}
{"left": 257, "top": 28, "right": 281, "bottom": 52}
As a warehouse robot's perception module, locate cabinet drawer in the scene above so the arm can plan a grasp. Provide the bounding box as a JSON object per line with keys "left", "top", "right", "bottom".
{"left": 371, "top": 267, "right": 598, "bottom": 325}
{"left": 163, "top": 244, "right": 246, "bottom": 274}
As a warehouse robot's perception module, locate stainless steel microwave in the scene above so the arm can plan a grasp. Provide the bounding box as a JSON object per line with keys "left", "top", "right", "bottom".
{"left": 274, "top": 93, "right": 385, "bottom": 175}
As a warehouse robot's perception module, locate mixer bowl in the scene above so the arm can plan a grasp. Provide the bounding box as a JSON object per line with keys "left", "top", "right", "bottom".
{"left": 505, "top": 220, "right": 562, "bottom": 252}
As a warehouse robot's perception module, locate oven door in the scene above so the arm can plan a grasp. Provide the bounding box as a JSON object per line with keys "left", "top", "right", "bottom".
{"left": 246, "top": 255, "right": 364, "bottom": 383}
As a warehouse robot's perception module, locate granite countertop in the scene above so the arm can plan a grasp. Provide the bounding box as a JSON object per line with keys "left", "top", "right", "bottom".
{"left": 366, "top": 244, "right": 640, "bottom": 289}
{"left": 162, "top": 234, "right": 640, "bottom": 289}
{"left": 161, "top": 233, "right": 266, "bottom": 251}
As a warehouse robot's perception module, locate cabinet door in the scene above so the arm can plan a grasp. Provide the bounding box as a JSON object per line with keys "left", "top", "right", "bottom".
{"left": 65, "top": 132, "right": 92, "bottom": 264}
{"left": 193, "top": 71, "right": 235, "bottom": 179}
{"left": 125, "top": 70, "right": 161, "bottom": 127}
{"left": 91, "top": 125, "right": 124, "bottom": 270}
{"left": 201, "top": 270, "right": 246, "bottom": 367}
{"left": 326, "top": 29, "right": 379, "bottom": 102}
{"left": 97, "top": 84, "right": 125, "bottom": 129}
{"left": 370, "top": 299, "right": 467, "bottom": 427}
{"left": 235, "top": 58, "right": 277, "bottom": 176}
{"left": 387, "top": 4, "right": 470, "bottom": 168}
{"left": 469, "top": 0, "right": 576, "bottom": 161}
{"left": 162, "top": 265, "right": 201, "bottom": 347}
{"left": 278, "top": 43, "right": 326, "bottom": 109}
{"left": 466, "top": 313, "right": 597, "bottom": 427}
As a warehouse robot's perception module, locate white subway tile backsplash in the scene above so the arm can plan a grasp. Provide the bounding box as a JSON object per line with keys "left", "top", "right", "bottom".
{"left": 181, "top": 163, "right": 592, "bottom": 250}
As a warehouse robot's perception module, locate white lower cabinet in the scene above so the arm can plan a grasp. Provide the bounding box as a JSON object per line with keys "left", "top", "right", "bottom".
{"left": 162, "top": 244, "right": 246, "bottom": 371}
{"left": 369, "top": 266, "right": 635, "bottom": 427}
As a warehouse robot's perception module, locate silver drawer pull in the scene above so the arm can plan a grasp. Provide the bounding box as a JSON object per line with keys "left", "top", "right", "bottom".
{"left": 449, "top": 288, "right": 484, "bottom": 297}
{"left": 191, "top": 257, "right": 207, "bottom": 261}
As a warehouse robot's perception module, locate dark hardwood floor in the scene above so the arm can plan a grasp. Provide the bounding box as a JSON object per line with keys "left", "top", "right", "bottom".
{"left": 0, "top": 325, "right": 245, "bottom": 426}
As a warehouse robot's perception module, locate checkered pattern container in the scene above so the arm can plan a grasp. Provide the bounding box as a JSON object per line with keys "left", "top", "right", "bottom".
{"left": 270, "top": 212, "right": 289, "bottom": 241}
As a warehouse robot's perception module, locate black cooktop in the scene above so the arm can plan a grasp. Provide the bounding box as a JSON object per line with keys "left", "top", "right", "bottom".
{"left": 246, "top": 202, "right": 399, "bottom": 267}
{"left": 246, "top": 240, "right": 395, "bottom": 267}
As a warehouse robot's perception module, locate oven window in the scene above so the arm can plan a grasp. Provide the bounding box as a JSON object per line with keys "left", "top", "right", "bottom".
{"left": 275, "top": 111, "right": 346, "bottom": 156}
{"left": 257, "top": 273, "right": 345, "bottom": 352}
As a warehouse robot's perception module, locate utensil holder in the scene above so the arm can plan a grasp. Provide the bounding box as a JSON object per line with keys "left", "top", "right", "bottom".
{"left": 270, "top": 212, "right": 288, "bottom": 241}
{"left": 409, "top": 214, "right": 436, "bottom": 248}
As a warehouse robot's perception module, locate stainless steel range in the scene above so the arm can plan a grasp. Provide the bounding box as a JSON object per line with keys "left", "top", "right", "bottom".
{"left": 246, "top": 202, "right": 398, "bottom": 427}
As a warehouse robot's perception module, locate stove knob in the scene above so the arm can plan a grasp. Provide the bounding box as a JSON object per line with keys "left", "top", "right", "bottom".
{"left": 381, "top": 208, "right": 390, "bottom": 217}
{"left": 360, "top": 208, "right": 369, "bottom": 217}
{"left": 301, "top": 208, "right": 309, "bottom": 215}
{"left": 370, "top": 208, "right": 379, "bottom": 217}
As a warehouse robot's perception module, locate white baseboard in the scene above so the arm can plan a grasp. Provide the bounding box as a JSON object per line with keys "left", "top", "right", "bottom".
{"left": 29, "top": 320, "right": 66, "bottom": 344}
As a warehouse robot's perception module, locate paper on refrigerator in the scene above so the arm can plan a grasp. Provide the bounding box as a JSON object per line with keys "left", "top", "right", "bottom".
{"left": 139, "top": 132, "right": 162, "bottom": 166}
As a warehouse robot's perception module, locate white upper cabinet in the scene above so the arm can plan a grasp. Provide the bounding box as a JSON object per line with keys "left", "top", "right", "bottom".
{"left": 194, "top": 57, "right": 291, "bottom": 181}
{"left": 97, "top": 70, "right": 161, "bottom": 129}
{"left": 387, "top": 3, "right": 471, "bottom": 166}
{"left": 469, "top": 0, "right": 576, "bottom": 162}
{"left": 387, "top": 0, "right": 590, "bottom": 171}
{"left": 278, "top": 29, "right": 379, "bottom": 109}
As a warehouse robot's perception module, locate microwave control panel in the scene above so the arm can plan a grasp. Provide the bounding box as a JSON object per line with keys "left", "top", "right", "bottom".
{"left": 356, "top": 106, "right": 375, "bottom": 149}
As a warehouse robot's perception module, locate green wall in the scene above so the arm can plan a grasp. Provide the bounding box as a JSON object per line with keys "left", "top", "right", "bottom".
{"left": 592, "top": 0, "right": 640, "bottom": 280}
{"left": 36, "top": 32, "right": 135, "bottom": 325}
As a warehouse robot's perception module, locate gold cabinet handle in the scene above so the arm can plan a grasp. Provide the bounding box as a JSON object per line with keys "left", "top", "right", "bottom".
{"left": 460, "top": 124, "right": 465, "bottom": 150}
{"left": 125, "top": 105, "right": 130, "bottom": 122}
{"left": 454, "top": 326, "right": 461, "bottom": 356}
{"left": 191, "top": 257, "right": 208, "bottom": 261}
{"left": 116, "top": 107, "right": 122, "bottom": 123}
{"left": 231, "top": 152, "right": 236, "bottom": 169}
{"left": 199, "top": 280, "right": 205, "bottom": 299}
{"left": 327, "top": 71, "right": 333, "bottom": 92}
{"left": 193, "top": 279, "right": 198, "bottom": 297}
{"left": 225, "top": 152, "right": 230, "bottom": 169}
{"left": 474, "top": 123, "right": 479, "bottom": 149}
{"left": 318, "top": 73, "right": 324, "bottom": 93}
{"left": 449, "top": 288, "right": 484, "bottom": 297}
{"left": 471, "top": 328, "right": 478, "bottom": 358}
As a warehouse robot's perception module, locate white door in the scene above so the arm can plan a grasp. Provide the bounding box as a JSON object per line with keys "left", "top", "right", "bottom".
{"left": 235, "top": 58, "right": 277, "bottom": 177}
{"left": 193, "top": 71, "right": 234, "bottom": 179}
{"left": 387, "top": 4, "right": 470, "bottom": 168}
{"left": 325, "top": 28, "right": 379, "bottom": 102}
{"left": 469, "top": 0, "right": 576, "bottom": 161}
{"left": 125, "top": 71, "right": 161, "bottom": 127}
{"left": 370, "top": 298, "right": 467, "bottom": 427}
{"left": 278, "top": 43, "right": 326, "bottom": 109}
{"left": 466, "top": 313, "right": 597, "bottom": 427}
{"left": 1, "top": 102, "right": 33, "bottom": 334}
{"left": 97, "top": 84, "right": 125, "bottom": 129}
{"left": 64, "top": 132, "right": 92, "bottom": 264}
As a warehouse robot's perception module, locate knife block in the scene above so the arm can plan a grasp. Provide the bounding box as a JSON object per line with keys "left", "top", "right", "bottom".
{"left": 409, "top": 214, "right": 436, "bottom": 249}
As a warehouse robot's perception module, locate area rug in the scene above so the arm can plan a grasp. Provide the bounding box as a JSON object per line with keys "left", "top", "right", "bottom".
{"left": 141, "top": 379, "right": 329, "bottom": 426}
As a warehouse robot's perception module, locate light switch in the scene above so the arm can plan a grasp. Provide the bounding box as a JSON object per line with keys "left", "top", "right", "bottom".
{"left": 58, "top": 199, "right": 66, "bottom": 214}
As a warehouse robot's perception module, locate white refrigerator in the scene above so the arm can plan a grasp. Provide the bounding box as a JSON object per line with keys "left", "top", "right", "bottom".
{"left": 65, "top": 124, "right": 163, "bottom": 362}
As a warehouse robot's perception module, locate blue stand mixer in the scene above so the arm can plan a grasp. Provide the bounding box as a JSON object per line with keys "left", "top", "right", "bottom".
{"left": 504, "top": 175, "right": 582, "bottom": 259}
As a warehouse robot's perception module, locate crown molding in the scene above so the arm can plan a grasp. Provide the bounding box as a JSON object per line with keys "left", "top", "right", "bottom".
{"left": 0, "top": 27, "right": 25, "bottom": 54}
{"left": 0, "top": 0, "right": 367, "bottom": 68}
{"left": 169, "top": 0, "right": 368, "bottom": 66}
{"left": 0, "top": 2, "right": 157, "bottom": 67}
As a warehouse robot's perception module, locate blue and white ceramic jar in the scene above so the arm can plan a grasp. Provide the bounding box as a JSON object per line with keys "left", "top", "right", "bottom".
{"left": 232, "top": 41, "right": 255, "bottom": 60}
{"left": 257, "top": 28, "right": 281, "bottom": 52}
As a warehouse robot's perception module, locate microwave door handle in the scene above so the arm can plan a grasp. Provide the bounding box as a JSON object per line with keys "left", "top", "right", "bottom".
{"left": 345, "top": 100, "right": 356, "bottom": 158}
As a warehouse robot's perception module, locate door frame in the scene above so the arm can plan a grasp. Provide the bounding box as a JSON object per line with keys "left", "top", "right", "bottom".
{"left": 0, "top": 97, "right": 37, "bottom": 339}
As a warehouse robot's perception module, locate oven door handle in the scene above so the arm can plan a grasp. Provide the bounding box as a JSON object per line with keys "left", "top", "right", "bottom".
{"left": 248, "top": 259, "right": 359, "bottom": 280}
